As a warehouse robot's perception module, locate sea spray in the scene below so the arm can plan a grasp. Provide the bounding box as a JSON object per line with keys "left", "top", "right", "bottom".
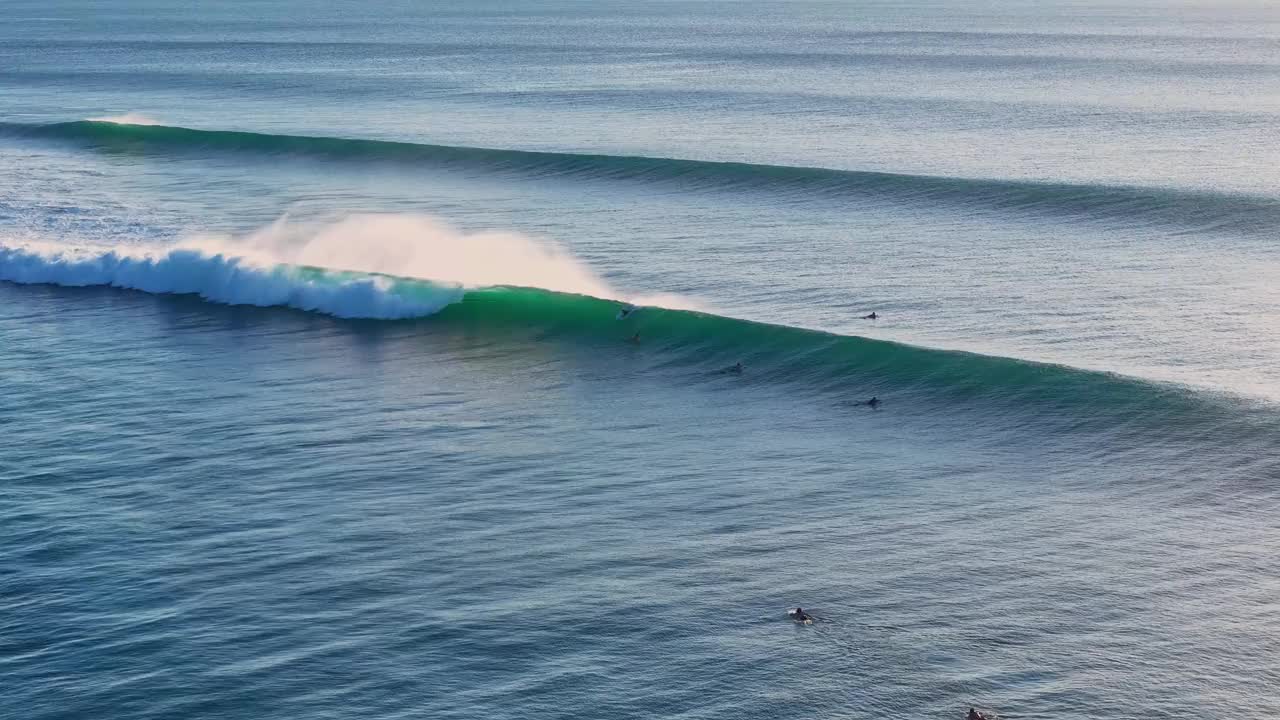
{"left": 85, "top": 113, "right": 163, "bottom": 126}
{"left": 0, "top": 213, "right": 635, "bottom": 319}
{"left": 187, "top": 213, "right": 618, "bottom": 299}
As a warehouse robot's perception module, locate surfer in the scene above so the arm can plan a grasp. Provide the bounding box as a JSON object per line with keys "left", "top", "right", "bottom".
{"left": 627, "top": 332, "right": 640, "bottom": 344}
{"left": 966, "top": 708, "right": 986, "bottom": 720}
{"left": 862, "top": 312, "right": 878, "bottom": 320}
{"left": 617, "top": 304, "right": 637, "bottom": 320}
{"left": 789, "top": 607, "right": 813, "bottom": 623}
{"left": 724, "top": 362, "right": 744, "bottom": 374}
{"left": 867, "top": 396, "right": 880, "bottom": 408}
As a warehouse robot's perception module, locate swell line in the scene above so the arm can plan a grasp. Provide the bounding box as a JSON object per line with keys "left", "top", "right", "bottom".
{"left": 2, "top": 240, "right": 1272, "bottom": 446}
{"left": 2, "top": 120, "right": 1277, "bottom": 234}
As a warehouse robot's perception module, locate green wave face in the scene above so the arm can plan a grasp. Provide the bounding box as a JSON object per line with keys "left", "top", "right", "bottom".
{"left": 434, "top": 284, "right": 1269, "bottom": 443}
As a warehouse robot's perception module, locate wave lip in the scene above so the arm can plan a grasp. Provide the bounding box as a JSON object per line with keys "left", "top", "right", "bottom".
{"left": 85, "top": 113, "right": 162, "bottom": 126}
{"left": 0, "top": 210, "right": 675, "bottom": 321}
{"left": 0, "top": 244, "right": 465, "bottom": 319}
{"left": 3, "top": 120, "right": 1279, "bottom": 234}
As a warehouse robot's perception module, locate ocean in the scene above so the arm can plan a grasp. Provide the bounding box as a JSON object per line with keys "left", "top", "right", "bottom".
{"left": 2, "top": 1, "right": 1279, "bottom": 718}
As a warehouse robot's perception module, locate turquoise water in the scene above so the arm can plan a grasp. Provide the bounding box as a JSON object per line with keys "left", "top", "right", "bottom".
{"left": 3, "top": 2, "right": 1280, "bottom": 718}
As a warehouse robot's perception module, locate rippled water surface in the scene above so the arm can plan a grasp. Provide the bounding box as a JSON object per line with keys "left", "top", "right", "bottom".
{"left": 2, "top": 1, "right": 1280, "bottom": 719}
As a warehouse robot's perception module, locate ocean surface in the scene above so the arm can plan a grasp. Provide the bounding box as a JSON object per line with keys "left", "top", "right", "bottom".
{"left": 3, "top": 1, "right": 1279, "bottom": 718}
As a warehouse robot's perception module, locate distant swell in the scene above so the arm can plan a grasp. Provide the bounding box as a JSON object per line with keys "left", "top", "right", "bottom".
{"left": 3, "top": 120, "right": 1278, "bottom": 234}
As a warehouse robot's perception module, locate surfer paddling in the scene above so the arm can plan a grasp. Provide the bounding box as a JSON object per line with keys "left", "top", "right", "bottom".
{"left": 862, "top": 312, "right": 878, "bottom": 320}
{"left": 789, "top": 607, "right": 813, "bottom": 624}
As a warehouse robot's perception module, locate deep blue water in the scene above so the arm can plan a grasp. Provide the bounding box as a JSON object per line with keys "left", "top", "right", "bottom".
{"left": 3, "top": 2, "right": 1280, "bottom": 719}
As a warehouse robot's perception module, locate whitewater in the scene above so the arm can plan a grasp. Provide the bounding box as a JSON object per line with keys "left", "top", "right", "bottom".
{"left": 3, "top": 2, "right": 1280, "bottom": 720}
{"left": 0, "top": 214, "right": 620, "bottom": 318}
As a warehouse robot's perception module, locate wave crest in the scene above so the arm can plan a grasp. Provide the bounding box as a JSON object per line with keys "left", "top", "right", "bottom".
{"left": 85, "top": 113, "right": 162, "bottom": 126}
{"left": 0, "top": 212, "right": 650, "bottom": 319}
{"left": 0, "top": 243, "right": 465, "bottom": 319}
{"left": 188, "top": 213, "right": 618, "bottom": 299}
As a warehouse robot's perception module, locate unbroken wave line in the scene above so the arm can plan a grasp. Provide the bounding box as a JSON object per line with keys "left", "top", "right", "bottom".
{"left": 3, "top": 119, "right": 1279, "bottom": 234}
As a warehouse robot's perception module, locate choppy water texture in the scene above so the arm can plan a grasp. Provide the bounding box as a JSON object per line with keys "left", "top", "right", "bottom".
{"left": 2, "top": 2, "right": 1280, "bottom": 719}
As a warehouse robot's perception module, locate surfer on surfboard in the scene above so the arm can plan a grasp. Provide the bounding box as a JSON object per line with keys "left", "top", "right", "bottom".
{"left": 789, "top": 607, "right": 813, "bottom": 624}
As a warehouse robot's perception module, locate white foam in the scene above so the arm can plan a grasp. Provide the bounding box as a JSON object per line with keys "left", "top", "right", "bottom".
{"left": 0, "top": 243, "right": 463, "bottom": 319}
{"left": 86, "top": 112, "right": 163, "bottom": 126}
{"left": 0, "top": 213, "right": 703, "bottom": 318}
{"left": 185, "top": 213, "right": 618, "bottom": 299}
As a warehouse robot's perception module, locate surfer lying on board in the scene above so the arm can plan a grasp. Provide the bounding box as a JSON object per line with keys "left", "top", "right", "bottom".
{"left": 862, "top": 312, "right": 878, "bottom": 320}
{"left": 866, "top": 396, "right": 880, "bottom": 408}
{"left": 789, "top": 607, "right": 813, "bottom": 623}
{"left": 723, "top": 362, "right": 744, "bottom": 374}
{"left": 966, "top": 708, "right": 986, "bottom": 720}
